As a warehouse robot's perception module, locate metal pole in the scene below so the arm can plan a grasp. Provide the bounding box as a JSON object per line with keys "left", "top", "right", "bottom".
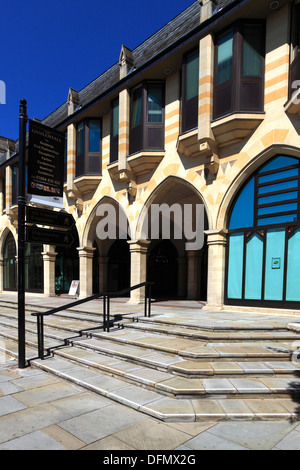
{"left": 18, "top": 99, "right": 27, "bottom": 368}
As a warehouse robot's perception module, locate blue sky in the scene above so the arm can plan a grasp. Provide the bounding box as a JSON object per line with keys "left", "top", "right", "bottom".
{"left": 0, "top": 0, "right": 193, "bottom": 141}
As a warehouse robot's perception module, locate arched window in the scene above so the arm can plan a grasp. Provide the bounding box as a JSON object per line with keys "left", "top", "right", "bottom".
{"left": 226, "top": 155, "right": 300, "bottom": 307}
{"left": 3, "top": 232, "right": 17, "bottom": 291}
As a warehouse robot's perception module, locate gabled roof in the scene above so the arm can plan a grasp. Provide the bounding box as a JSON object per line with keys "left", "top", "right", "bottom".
{"left": 41, "top": 0, "right": 237, "bottom": 130}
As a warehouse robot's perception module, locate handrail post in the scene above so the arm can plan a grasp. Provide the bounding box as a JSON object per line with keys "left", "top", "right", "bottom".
{"left": 107, "top": 296, "right": 110, "bottom": 333}
{"left": 148, "top": 282, "right": 152, "bottom": 317}
{"left": 144, "top": 283, "right": 148, "bottom": 317}
{"left": 103, "top": 295, "right": 106, "bottom": 331}
{"left": 37, "top": 315, "right": 44, "bottom": 360}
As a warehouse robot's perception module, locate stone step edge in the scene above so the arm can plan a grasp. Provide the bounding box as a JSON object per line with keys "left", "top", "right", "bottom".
{"left": 121, "top": 320, "right": 297, "bottom": 341}
{"left": 55, "top": 343, "right": 300, "bottom": 381}
{"left": 0, "top": 300, "right": 292, "bottom": 333}
{"left": 1, "top": 337, "right": 300, "bottom": 421}
{"left": 29, "top": 355, "right": 300, "bottom": 422}
{"left": 0, "top": 325, "right": 295, "bottom": 373}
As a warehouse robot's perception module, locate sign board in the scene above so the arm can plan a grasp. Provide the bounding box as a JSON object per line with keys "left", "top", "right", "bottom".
{"left": 27, "top": 120, "right": 65, "bottom": 208}
{"left": 26, "top": 226, "right": 75, "bottom": 247}
{"left": 26, "top": 206, "right": 75, "bottom": 230}
{"left": 68, "top": 280, "right": 80, "bottom": 296}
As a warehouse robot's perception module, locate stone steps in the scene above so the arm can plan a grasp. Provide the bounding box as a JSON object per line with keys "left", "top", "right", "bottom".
{"left": 0, "top": 300, "right": 300, "bottom": 421}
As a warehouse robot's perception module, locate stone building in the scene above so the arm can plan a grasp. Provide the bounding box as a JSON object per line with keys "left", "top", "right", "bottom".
{"left": 1, "top": 0, "right": 300, "bottom": 312}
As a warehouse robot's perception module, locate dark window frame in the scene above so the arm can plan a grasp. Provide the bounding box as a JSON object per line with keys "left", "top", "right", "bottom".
{"left": 129, "top": 80, "right": 165, "bottom": 156}
{"left": 289, "top": 4, "right": 300, "bottom": 99}
{"left": 181, "top": 47, "right": 199, "bottom": 133}
{"left": 76, "top": 118, "right": 102, "bottom": 178}
{"left": 213, "top": 19, "right": 265, "bottom": 120}
{"left": 110, "top": 98, "right": 119, "bottom": 164}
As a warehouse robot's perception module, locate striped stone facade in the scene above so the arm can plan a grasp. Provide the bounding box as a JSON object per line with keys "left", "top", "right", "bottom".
{"left": 1, "top": 0, "right": 300, "bottom": 312}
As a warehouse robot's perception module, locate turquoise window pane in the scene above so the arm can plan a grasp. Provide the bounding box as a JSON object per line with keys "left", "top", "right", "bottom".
{"left": 112, "top": 100, "right": 119, "bottom": 137}
{"left": 242, "top": 24, "right": 262, "bottom": 77}
{"left": 131, "top": 88, "right": 142, "bottom": 128}
{"left": 89, "top": 120, "right": 101, "bottom": 153}
{"left": 286, "top": 229, "right": 300, "bottom": 301}
{"left": 259, "top": 156, "right": 299, "bottom": 173}
{"left": 217, "top": 29, "right": 233, "bottom": 85}
{"left": 229, "top": 177, "right": 254, "bottom": 229}
{"left": 257, "top": 214, "right": 297, "bottom": 225}
{"left": 186, "top": 50, "right": 199, "bottom": 101}
{"left": 76, "top": 122, "right": 84, "bottom": 156}
{"left": 258, "top": 191, "right": 298, "bottom": 205}
{"left": 245, "top": 233, "right": 263, "bottom": 300}
{"left": 258, "top": 180, "right": 298, "bottom": 194}
{"left": 264, "top": 228, "right": 285, "bottom": 301}
{"left": 148, "top": 84, "right": 163, "bottom": 123}
{"left": 258, "top": 202, "right": 297, "bottom": 216}
{"left": 258, "top": 168, "right": 298, "bottom": 184}
{"left": 227, "top": 233, "right": 244, "bottom": 299}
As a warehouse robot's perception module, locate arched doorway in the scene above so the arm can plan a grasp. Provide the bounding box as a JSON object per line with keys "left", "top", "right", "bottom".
{"left": 107, "top": 239, "right": 130, "bottom": 293}
{"left": 139, "top": 177, "right": 209, "bottom": 300}
{"left": 25, "top": 243, "right": 44, "bottom": 292}
{"left": 3, "top": 232, "right": 17, "bottom": 291}
{"left": 55, "top": 228, "right": 79, "bottom": 294}
{"left": 226, "top": 155, "right": 300, "bottom": 308}
{"left": 148, "top": 240, "right": 178, "bottom": 298}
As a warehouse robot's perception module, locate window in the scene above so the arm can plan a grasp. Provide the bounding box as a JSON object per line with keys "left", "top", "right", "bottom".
{"left": 289, "top": 4, "right": 300, "bottom": 99}
{"left": 129, "top": 81, "right": 165, "bottom": 155}
{"left": 76, "top": 119, "right": 102, "bottom": 177}
{"left": 182, "top": 49, "right": 199, "bottom": 133}
{"left": 226, "top": 156, "right": 300, "bottom": 307}
{"left": 110, "top": 98, "right": 119, "bottom": 163}
{"left": 214, "top": 21, "right": 265, "bottom": 119}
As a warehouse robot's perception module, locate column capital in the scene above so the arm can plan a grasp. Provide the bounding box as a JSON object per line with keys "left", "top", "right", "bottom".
{"left": 127, "top": 239, "right": 150, "bottom": 253}
{"left": 77, "top": 246, "right": 96, "bottom": 258}
{"left": 204, "top": 229, "right": 228, "bottom": 246}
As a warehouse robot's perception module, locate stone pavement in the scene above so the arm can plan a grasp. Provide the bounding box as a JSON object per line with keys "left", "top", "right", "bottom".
{"left": 0, "top": 357, "right": 300, "bottom": 451}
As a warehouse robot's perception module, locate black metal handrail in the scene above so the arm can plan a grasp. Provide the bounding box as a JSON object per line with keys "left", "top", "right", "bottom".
{"left": 32, "top": 281, "right": 153, "bottom": 360}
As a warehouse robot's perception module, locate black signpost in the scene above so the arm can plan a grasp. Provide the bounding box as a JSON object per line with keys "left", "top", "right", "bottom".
{"left": 17, "top": 103, "right": 66, "bottom": 369}
{"left": 26, "top": 226, "right": 75, "bottom": 247}
{"left": 26, "top": 206, "right": 75, "bottom": 230}
{"left": 18, "top": 100, "right": 28, "bottom": 369}
{"left": 28, "top": 120, "right": 64, "bottom": 201}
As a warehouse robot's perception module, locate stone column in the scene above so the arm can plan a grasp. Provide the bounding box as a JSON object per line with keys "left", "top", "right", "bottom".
{"left": 42, "top": 245, "right": 57, "bottom": 297}
{"left": 118, "top": 88, "right": 130, "bottom": 172}
{"left": 127, "top": 240, "right": 150, "bottom": 303}
{"left": 203, "top": 229, "right": 227, "bottom": 309}
{"left": 77, "top": 246, "right": 96, "bottom": 298}
{"left": 66, "top": 123, "right": 77, "bottom": 198}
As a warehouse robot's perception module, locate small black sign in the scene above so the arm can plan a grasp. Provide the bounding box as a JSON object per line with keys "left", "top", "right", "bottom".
{"left": 26, "top": 226, "right": 75, "bottom": 247}
{"left": 26, "top": 206, "right": 75, "bottom": 230}
{"left": 28, "top": 120, "right": 65, "bottom": 199}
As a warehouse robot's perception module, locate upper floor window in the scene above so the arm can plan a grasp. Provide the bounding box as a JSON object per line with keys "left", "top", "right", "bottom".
{"left": 214, "top": 20, "right": 265, "bottom": 120}
{"left": 110, "top": 98, "right": 119, "bottom": 163}
{"left": 129, "top": 81, "right": 165, "bottom": 155}
{"left": 289, "top": 4, "right": 300, "bottom": 99}
{"left": 76, "top": 118, "right": 102, "bottom": 177}
{"left": 182, "top": 48, "right": 199, "bottom": 133}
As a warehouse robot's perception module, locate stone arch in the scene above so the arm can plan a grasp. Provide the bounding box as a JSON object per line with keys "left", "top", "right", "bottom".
{"left": 134, "top": 175, "right": 209, "bottom": 300}
{"left": 216, "top": 144, "right": 300, "bottom": 231}
{"left": 135, "top": 175, "right": 212, "bottom": 241}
